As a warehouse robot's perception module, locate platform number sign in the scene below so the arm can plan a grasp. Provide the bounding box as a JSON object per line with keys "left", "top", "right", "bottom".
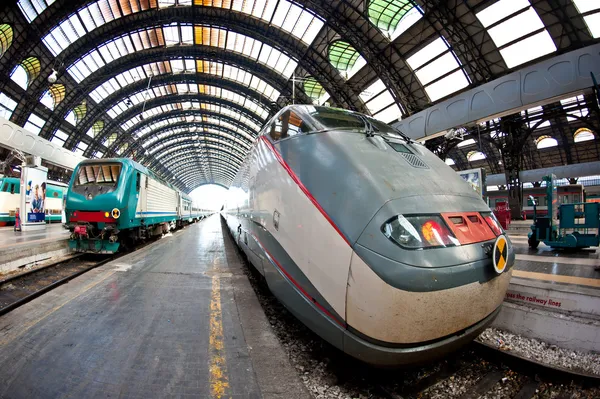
{"left": 493, "top": 235, "right": 508, "bottom": 274}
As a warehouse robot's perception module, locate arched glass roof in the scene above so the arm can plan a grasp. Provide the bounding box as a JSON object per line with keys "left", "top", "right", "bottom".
{"left": 34, "top": 0, "right": 323, "bottom": 56}
{"left": 106, "top": 83, "right": 269, "bottom": 120}
{"left": 88, "top": 60, "right": 280, "bottom": 105}
{"left": 67, "top": 24, "right": 298, "bottom": 83}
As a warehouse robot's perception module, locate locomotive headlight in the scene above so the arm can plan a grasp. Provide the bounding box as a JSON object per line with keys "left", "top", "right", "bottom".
{"left": 382, "top": 214, "right": 457, "bottom": 249}
{"left": 104, "top": 212, "right": 109, "bottom": 218}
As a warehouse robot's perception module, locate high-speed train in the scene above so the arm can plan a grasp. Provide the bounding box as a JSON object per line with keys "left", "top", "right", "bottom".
{"left": 65, "top": 158, "right": 211, "bottom": 253}
{"left": 223, "top": 105, "right": 515, "bottom": 366}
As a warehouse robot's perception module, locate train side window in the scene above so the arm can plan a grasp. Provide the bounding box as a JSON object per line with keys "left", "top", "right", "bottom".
{"left": 269, "top": 110, "right": 307, "bottom": 141}
{"left": 10, "top": 184, "right": 15, "bottom": 194}
{"left": 136, "top": 173, "right": 141, "bottom": 192}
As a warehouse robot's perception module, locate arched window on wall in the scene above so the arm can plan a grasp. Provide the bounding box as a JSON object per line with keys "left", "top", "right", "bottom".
{"left": 10, "top": 57, "right": 41, "bottom": 90}
{"left": 367, "top": 0, "right": 423, "bottom": 40}
{"left": 86, "top": 120, "right": 104, "bottom": 138}
{"left": 40, "top": 84, "right": 65, "bottom": 110}
{"left": 105, "top": 133, "right": 118, "bottom": 147}
{"left": 0, "top": 24, "right": 13, "bottom": 58}
{"left": 574, "top": 128, "right": 595, "bottom": 143}
{"left": 535, "top": 135, "right": 558, "bottom": 149}
{"left": 467, "top": 151, "right": 486, "bottom": 162}
{"left": 303, "top": 77, "right": 330, "bottom": 105}
{"left": 328, "top": 40, "right": 367, "bottom": 79}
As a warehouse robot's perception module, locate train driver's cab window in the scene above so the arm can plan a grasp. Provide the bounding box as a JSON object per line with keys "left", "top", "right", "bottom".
{"left": 269, "top": 110, "right": 308, "bottom": 142}
{"left": 75, "top": 164, "right": 122, "bottom": 187}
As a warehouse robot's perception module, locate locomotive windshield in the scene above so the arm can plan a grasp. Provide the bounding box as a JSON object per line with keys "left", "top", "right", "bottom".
{"left": 75, "top": 164, "right": 122, "bottom": 187}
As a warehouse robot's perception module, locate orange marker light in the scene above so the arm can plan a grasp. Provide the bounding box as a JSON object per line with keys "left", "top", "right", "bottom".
{"left": 421, "top": 220, "right": 441, "bottom": 245}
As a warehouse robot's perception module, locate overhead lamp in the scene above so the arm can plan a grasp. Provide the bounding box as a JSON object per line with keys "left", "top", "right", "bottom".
{"left": 48, "top": 69, "right": 58, "bottom": 84}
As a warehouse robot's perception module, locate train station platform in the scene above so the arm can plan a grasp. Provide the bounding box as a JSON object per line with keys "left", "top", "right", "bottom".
{"left": 0, "top": 215, "right": 308, "bottom": 399}
{"left": 0, "top": 224, "right": 70, "bottom": 274}
{"left": 493, "top": 232, "right": 600, "bottom": 353}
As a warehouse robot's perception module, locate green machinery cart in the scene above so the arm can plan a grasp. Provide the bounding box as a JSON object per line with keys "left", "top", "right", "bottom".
{"left": 528, "top": 174, "right": 600, "bottom": 249}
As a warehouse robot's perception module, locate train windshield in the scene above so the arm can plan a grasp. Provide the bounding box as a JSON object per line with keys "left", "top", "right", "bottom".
{"left": 75, "top": 164, "right": 122, "bottom": 187}
{"left": 303, "top": 106, "right": 405, "bottom": 138}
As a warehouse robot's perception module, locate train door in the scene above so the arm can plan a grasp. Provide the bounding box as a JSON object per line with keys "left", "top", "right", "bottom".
{"left": 135, "top": 172, "right": 148, "bottom": 217}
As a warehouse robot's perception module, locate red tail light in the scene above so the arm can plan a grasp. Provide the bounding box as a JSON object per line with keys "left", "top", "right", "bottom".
{"left": 482, "top": 213, "right": 503, "bottom": 236}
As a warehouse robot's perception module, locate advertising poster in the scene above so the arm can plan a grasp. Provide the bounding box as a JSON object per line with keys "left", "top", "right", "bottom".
{"left": 24, "top": 167, "right": 47, "bottom": 223}
{"left": 458, "top": 168, "right": 486, "bottom": 197}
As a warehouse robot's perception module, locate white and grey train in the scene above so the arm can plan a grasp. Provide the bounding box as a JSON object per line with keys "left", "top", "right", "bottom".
{"left": 223, "top": 105, "right": 515, "bottom": 366}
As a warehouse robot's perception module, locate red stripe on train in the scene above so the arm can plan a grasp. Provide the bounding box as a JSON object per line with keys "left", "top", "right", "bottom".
{"left": 260, "top": 136, "right": 352, "bottom": 247}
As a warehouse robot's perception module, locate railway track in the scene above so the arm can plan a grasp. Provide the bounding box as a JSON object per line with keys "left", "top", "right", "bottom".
{"left": 234, "top": 245, "right": 600, "bottom": 399}
{"left": 0, "top": 254, "right": 116, "bottom": 316}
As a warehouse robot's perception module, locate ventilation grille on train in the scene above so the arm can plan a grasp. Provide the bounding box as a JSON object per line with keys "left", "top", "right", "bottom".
{"left": 401, "top": 153, "right": 429, "bottom": 169}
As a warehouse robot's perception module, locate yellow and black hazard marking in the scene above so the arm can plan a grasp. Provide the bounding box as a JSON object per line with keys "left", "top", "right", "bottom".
{"left": 493, "top": 235, "right": 508, "bottom": 274}
{"left": 111, "top": 208, "right": 120, "bottom": 219}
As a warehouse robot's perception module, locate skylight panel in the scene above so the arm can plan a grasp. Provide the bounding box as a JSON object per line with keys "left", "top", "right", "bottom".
{"left": 406, "top": 37, "right": 469, "bottom": 101}
{"left": 573, "top": 0, "right": 600, "bottom": 38}
{"left": 181, "top": 25, "right": 193, "bottom": 44}
{"left": 359, "top": 79, "right": 402, "bottom": 123}
{"left": 24, "top": 113, "right": 46, "bottom": 135}
{"left": 476, "top": 0, "right": 556, "bottom": 68}
{"left": 0, "top": 92, "right": 17, "bottom": 120}
{"left": 65, "top": 110, "right": 76, "bottom": 125}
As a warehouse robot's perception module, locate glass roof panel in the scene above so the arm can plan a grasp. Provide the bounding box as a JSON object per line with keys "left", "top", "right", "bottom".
{"left": 476, "top": 0, "right": 556, "bottom": 68}
{"left": 39, "top": 0, "right": 323, "bottom": 56}
{"left": 406, "top": 37, "right": 469, "bottom": 101}
{"left": 328, "top": 41, "right": 367, "bottom": 79}
{"left": 573, "top": 0, "right": 600, "bottom": 38}
{"left": 367, "top": 0, "right": 422, "bottom": 40}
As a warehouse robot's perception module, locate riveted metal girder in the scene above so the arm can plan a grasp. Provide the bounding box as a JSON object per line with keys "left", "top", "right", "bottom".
{"left": 51, "top": 48, "right": 295, "bottom": 144}
{"left": 141, "top": 134, "right": 248, "bottom": 164}
{"left": 67, "top": 72, "right": 277, "bottom": 149}
{"left": 85, "top": 97, "right": 260, "bottom": 157}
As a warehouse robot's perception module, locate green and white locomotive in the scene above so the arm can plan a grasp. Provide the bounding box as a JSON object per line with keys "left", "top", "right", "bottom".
{"left": 65, "top": 158, "right": 207, "bottom": 253}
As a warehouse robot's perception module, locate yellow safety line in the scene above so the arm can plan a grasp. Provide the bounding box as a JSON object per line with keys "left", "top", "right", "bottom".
{"left": 0, "top": 270, "right": 116, "bottom": 346}
{"left": 209, "top": 275, "right": 230, "bottom": 398}
{"left": 513, "top": 270, "right": 600, "bottom": 288}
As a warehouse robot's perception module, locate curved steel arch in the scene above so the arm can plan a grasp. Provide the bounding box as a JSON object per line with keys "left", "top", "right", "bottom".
{"left": 32, "top": 6, "right": 363, "bottom": 108}
{"left": 159, "top": 152, "right": 242, "bottom": 174}
{"left": 146, "top": 136, "right": 248, "bottom": 164}
{"left": 149, "top": 140, "right": 247, "bottom": 167}
{"left": 90, "top": 108, "right": 260, "bottom": 157}
{"left": 178, "top": 165, "right": 237, "bottom": 182}
{"left": 161, "top": 152, "right": 243, "bottom": 174}
{"left": 52, "top": 47, "right": 300, "bottom": 140}
{"left": 181, "top": 171, "right": 236, "bottom": 188}
{"left": 129, "top": 110, "right": 258, "bottom": 142}
{"left": 127, "top": 123, "right": 254, "bottom": 160}
{"left": 135, "top": 121, "right": 254, "bottom": 148}
{"left": 101, "top": 93, "right": 263, "bottom": 148}
{"left": 73, "top": 73, "right": 276, "bottom": 143}
{"left": 84, "top": 101, "right": 258, "bottom": 156}
{"left": 167, "top": 160, "right": 240, "bottom": 184}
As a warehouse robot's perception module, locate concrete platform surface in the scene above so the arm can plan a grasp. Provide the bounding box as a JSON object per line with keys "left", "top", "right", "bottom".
{"left": 0, "top": 223, "right": 69, "bottom": 248}
{"left": 0, "top": 215, "right": 309, "bottom": 399}
{"left": 491, "top": 233, "right": 600, "bottom": 352}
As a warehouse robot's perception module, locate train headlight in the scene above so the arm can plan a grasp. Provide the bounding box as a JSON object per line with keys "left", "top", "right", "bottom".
{"left": 104, "top": 212, "right": 110, "bottom": 218}
{"left": 382, "top": 215, "right": 458, "bottom": 249}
